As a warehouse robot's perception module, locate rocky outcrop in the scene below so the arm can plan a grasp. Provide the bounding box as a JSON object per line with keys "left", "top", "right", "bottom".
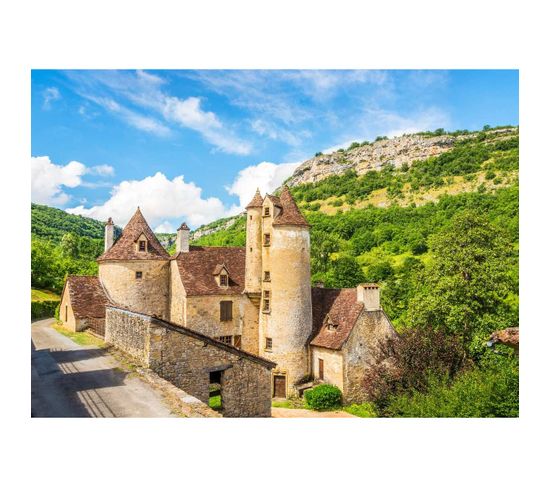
{"left": 191, "top": 214, "right": 244, "bottom": 241}
{"left": 286, "top": 129, "right": 517, "bottom": 187}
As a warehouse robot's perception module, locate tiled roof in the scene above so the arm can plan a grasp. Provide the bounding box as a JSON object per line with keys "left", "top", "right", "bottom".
{"left": 265, "top": 194, "right": 282, "bottom": 207}
{"left": 272, "top": 186, "right": 309, "bottom": 227}
{"left": 173, "top": 246, "right": 246, "bottom": 296}
{"left": 65, "top": 275, "right": 111, "bottom": 319}
{"left": 245, "top": 189, "right": 264, "bottom": 209}
{"left": 310, "top": 287, "right": 364, "bottom": 350}
{"left": 97, "top": 208, "right": 170, "bottom": 261}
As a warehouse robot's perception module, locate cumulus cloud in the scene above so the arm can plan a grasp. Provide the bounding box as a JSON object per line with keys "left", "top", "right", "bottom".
{"left": 88, "top": 164, "right": 115, "bottom": 176}
{"left": 154, "top": 221, "right": 175, "bottom": 233}
{"left": 31, "top": 156, "right": 87, "bottom": 205}
{"left": 42, "top": 87, "right": 60, "bottom": 109}
{"left": 66, "top": 172, "right": 232, "bottom": 228}
{"left": 226, "top": 161, "right": 301, "bottom": 209}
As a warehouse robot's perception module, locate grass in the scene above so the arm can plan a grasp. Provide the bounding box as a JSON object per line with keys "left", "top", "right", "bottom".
{"left": 272, "top": 398, "right": 307, "bottom": 409}
{"left": 31, "top": 288, "right": 60, "bottom": 302}
{"left": 209, "top": 394, "right": 222, "bottom": 410}
{"left": 343, "top": 403, "right": 378, "bottom": 418}
{"left": 52, "top": 322, "right": 106, "bottom": 348}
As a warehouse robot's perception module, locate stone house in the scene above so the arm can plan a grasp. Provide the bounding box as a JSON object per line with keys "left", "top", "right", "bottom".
{"left": 60, "top": 186, "right": 397, "bottom": 408}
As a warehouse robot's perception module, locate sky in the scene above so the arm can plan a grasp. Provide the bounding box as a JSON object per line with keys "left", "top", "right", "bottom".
{"left": 31, "top": 69, "right": 519, "bottom": 231}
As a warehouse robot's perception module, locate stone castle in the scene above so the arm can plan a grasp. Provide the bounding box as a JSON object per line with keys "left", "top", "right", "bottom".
{"left": 60, "top": 186, "right": 396, "bottom": 412}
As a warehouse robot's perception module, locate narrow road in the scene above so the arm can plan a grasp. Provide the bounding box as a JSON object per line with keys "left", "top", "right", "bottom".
{"left": 272, "top": 407, "right": 355, "bottom": 418}
{"left": 31, "top": 319, "right": 176, "bottom": 417}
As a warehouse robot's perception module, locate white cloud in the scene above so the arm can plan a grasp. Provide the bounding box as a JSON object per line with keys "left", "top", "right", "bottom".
{"left": 66, "top": 172, "right": 232, "bottom": 228}
{"left": 69, "top": 70, "right": 251, "bottom": 154}
{"left": 154, "top": 221, "right": 175, "bottom": 233}
{"left": 226, "top": 161, "right": 300, "bottom": 209}
{"left": 42, "top": 87, "right": 60, "bottom": 109}
{"left": 31, "top": 156, "right": 87, "bottom": 205}
{"left": 88, "top": 164, "right": 115, "bottom": 176}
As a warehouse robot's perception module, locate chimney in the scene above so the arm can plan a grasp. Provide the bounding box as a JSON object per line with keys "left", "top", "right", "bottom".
{"left": 104, "top": 217, "right": 115, "bottom": 252}
{"left": 176, "top": 222, "right": 190, "bottom": 253}
{"left": 357, "top": 283, "right": 381, "bottom": 311}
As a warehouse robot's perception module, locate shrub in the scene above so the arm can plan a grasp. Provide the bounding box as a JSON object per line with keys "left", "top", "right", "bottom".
{"left": 315, "top": 152, "right": 323, "bottom": 157}
{"left": 304, "top": 384, "right": 343, "bottom": 411}
{"left": 344, "top": 402, "right": 378, "bottom": 417}
{"left": 485, "top": 170, "right": 496, "bottom": 180}
{"left": 31, "top": 300, "right": 59, "bottom": 320}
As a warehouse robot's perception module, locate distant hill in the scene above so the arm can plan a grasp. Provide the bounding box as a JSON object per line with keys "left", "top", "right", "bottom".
{"left": 31, "top": 203, "right": 108, "bottom": 243}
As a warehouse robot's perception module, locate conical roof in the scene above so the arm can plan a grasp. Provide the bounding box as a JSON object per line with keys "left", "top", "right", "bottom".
{"left": 245, "top": 188, "right": 264, "bottom": 209}
{"left": 272, "top": 185, "right": 309, "bottom": 227}
{"left": 97, "top": 207, "right": 170, "bottom": 261}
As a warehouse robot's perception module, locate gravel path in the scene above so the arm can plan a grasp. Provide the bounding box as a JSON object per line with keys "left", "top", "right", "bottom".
{"left": 272, "top": 407, "right": 355, "bottom": 418}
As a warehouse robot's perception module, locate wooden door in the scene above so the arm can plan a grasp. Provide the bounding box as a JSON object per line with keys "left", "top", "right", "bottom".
{"left": 318, "top": 358, "right": 324, "bottom": 380}
{"left": 273, "top": 375, "right": 286, "bottom": 398}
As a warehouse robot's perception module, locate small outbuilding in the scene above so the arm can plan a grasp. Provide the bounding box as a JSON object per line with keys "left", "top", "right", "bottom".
{"left": 59, "top": 275, "right": 111, "bottom": 336}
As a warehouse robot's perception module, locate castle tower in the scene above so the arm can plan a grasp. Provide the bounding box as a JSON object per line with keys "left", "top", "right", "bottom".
{"left": 244, "top": 188, "right": 263, "bottom": 301}
{"left": 259, "top": 186, "right": 312, "bottom": 397}
{"left": 97, "top": 207, "right": 170, "bottom": 319}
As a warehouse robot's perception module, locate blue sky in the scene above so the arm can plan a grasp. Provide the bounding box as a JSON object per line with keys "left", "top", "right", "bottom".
{"left": 31, "top": 69, "right": 518, "bottom": 231}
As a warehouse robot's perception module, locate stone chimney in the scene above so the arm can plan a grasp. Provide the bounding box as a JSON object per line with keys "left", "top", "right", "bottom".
{"left": 176, "top": 222, "right": 190, "bottom": 253}
{"left": 356, "top": 283, "right": 381, "bottom": 311}
{"left": 104, "top": 217, "right": 115, "bottom": 252}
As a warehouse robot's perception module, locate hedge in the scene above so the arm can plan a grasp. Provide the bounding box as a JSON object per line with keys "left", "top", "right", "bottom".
{"left": 31, "top": 300, "right": 59, "bottom": 320}
{"left": 304, "top": 384, "right": 343, "bottom": 411}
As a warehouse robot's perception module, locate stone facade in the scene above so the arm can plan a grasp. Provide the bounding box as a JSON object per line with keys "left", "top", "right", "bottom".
{"left": 59, "top": 286, "right": 78, "bottom": 331}
{"left": 311, "top": 346, "right": 344, "bottom": 391}
{"left": 342, "top": 310, "right": 397, "bottom": 404}
{"left": 99, "top": 260, "right": 170, "bottom": 319}
{"left": 105, "top": 307, "right": 274, "bottom": 417}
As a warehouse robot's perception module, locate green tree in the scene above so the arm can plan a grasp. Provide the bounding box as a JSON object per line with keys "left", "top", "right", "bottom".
{"left": 60, "top": 232, "right": 80, "bottom": 258}
{"left": 408, "top": 210, "right": 515, "bottom": 358}
{"left": 325, "top": 255, "right": 366, "bottom": 288}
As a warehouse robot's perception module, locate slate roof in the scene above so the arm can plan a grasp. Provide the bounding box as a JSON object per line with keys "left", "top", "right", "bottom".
{"left": 245, "top": 188, "right": 264, "bottom": 209}
{"left": 64, "top": 275, "right": 111, "bottom": 319}
{"left": 272, "top": 186, "right": 309, "bottom": 227}
{"left": 310, "top": 287, "right": 365, "bottom": 350}
{"left": 173, "top": 246, "right": 246, "bottom": 296}
{"left": 97, "top": 208, "right": 170, "bottom": 262}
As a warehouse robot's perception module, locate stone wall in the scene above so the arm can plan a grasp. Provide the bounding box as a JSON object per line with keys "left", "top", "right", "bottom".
{"left": 105, "top": 306, "right": 275, "bottom": 417}
{"left": 59, "top": 285, "right": 78, "bottom": 332}
{"left": 169, "top": 260, "right": 186, "bottom": 325}
{"left": 311, "top": 346, "right": 344, "bottom": 390}
{"left": 99, "top": 260, "right": 170, "bottom": 320}
{"left": 342, "top": 309, "right": 397, "bottom": 404}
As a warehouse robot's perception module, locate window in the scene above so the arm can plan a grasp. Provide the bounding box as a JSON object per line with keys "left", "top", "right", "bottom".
{"left": 216, "top": 335, "right": 232, "bottom": 345}
{"left": 135, "top": 271, "right": 143, "bottom": 279}
{"left": 250, "top": 215, "right": 252, "bottom": 220}
{"left": 234, "top": 335, "right": 242, "bottom": 349}
{"left": 139, "top": 240, "right": 146, "bottom": 252}
{"left": 264, "top": 206, "right": 270, "bottom": 216}
{"left": 263, "top": 271, "right": 271, "bottom": 282}
{"left": 220, "top": 301, "right": 233, "bottom": 321}
{"left": 220, "top": 274, "right": 228, "bottom": 286}
{"left": 263, "top": 233, "right": 271, "bottom": 246}
{"left": 65, "top": 305, "right": 68, "bottom": 322}
{"left": 262, "top": 290, "right": 270, "bottom": 312}
{"left": 265, "top": 337, "right": 273, "bottom": 350}
{"left": 318, "top": 358, "right": 324, "bottom": 380}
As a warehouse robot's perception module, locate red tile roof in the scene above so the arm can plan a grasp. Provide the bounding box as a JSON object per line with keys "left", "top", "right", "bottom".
{"left": 97, "top": 208, "right": 170, "bottom": 262}
{"left": 173, "top": 246, "right": 246, "bottom": 296}
{"left": 65, "top": 275, "right": 111, "bottom": 319}
{"left": 310, "top": 287, "right": 364, "bottom": 350}
{"left": 272, "top": 186, "right": 309, "bottom": 227}
{"left": 245, "top": 188, "right": 264, "bottom": 209}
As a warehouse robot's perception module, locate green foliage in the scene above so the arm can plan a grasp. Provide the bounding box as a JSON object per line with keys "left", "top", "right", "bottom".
{"left": 304, "top": 384, "right": 343, "bottom": 411}
{"left": 31, "top": 288, "right": 60, "bottom": 302}
{"left": 384, "top": 356, "right": 518, "bottom": 417}
{"left": 209, "top": 394, "right": 222, "bottom": 410}
{"left": 315, "top": 152, "right": 323, "bottom": 157}
{"left": 408, "top": 210, "right": 517, "bottom": 358}
{"left": 192, "top": 215, "right": 246, "bottom": 247}
{"left": 324, "top": 255, "right": 366, "bottom": 288}
{"left": 343, "top": 402, "right": 378, "bottom": 417}
{"left": 31, "top": 300, "right": 59, "bottom": 320}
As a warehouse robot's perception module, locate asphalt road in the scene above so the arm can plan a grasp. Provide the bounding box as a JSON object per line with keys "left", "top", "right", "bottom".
{"left": 31, "top": 319, "right": 176, "bottom": 417}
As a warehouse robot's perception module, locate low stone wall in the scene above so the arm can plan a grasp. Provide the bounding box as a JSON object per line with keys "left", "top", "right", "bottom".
{"left": 105, "top": 306, "right": 275, "bottom": 417}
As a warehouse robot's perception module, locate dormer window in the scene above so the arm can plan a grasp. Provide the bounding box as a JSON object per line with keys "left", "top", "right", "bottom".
{"left": 213, "top": 264, "right": 230, "bottom": 288}
{"left": 220, "top": 274, "right": 228, "bottom": 287}
{"left": 264, "top": 206, "right": 270, "bottom": 217}
{"left": 326, "top": 316, "right": 338, "bottom": 331}
{"left": 139, "top": 240, "right": 146, "bottom": 252}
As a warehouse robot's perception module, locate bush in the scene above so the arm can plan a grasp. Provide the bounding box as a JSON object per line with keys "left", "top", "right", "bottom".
{"left": 31, "top": 300, "right": 59, "bottom": 320}
{"left": 344, "top": 402, "right": 378, "bottom": 417}
{"left": 304, "top": 384, "right": 343, "bottom": 411}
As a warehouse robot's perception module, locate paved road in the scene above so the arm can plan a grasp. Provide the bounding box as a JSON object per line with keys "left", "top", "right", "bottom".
{"left": 31, "top": 319, "right": 176, "bottom": 417}
{"left": 271, "top": 407, "right": 355, "bottom": 418}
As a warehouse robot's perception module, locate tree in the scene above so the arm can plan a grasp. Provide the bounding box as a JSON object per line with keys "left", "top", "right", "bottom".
{"left": 408, "top": 210, "right": 515, "bottom": 358}
{"left": 325, "top": 255, "right": 366, "bottom": 288}
{"left": 60, "top": 232, "right": 80, "bottom": 258}
{"left": 310, "top": 230, "right": 340, "bottom": 275}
